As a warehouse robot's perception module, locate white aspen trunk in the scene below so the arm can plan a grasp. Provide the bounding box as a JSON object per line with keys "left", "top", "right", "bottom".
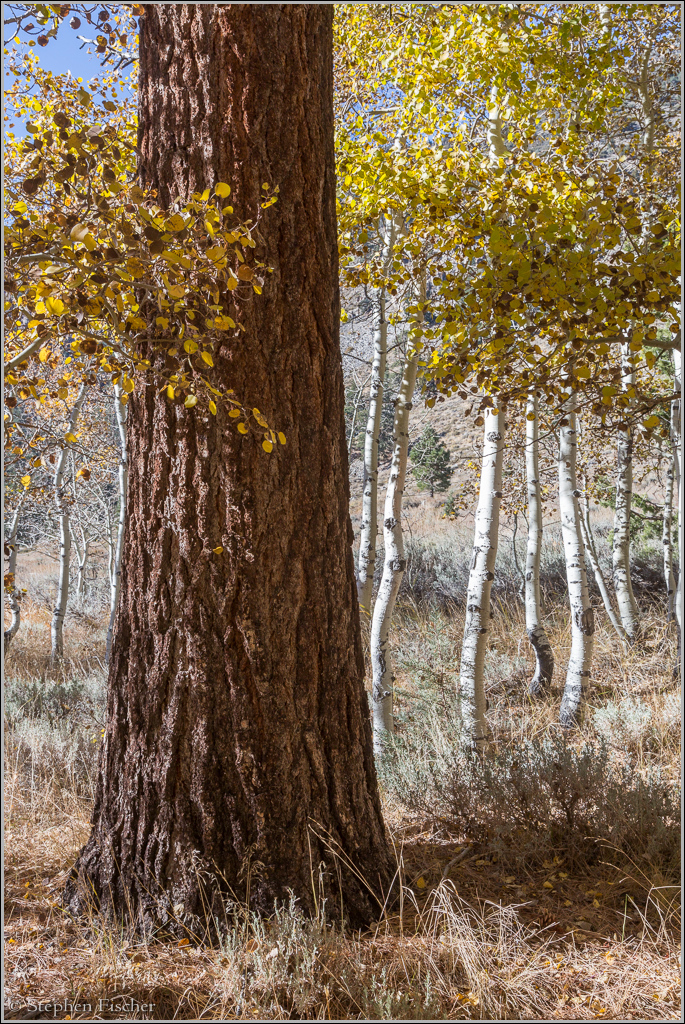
{"left": 370, "top": 274, "right": 424, "bottom": 757}
{"left": 558, "top": 401, "right": 594, "bottom": 728}
{"left": 458, "top": 404, "right": 505, "bottom": 750}
{"left": 524, "top": 393, "right": 554, "bottom": 695}
{"left": 72, "top": 526, "right": 90, "bottom": 603}
{"left": 106, "top": 383, "right": 129, "bottom": 666}
{"left": 672, "top": 348, "right": 682, "bottom": 657}
{"left": 357, "top": 217, "right": 396, "bottom": 613}
{"left": 51, "top": 383, "right": 87, "bottom": 660}
{"left": 612, "top": 345, "right": 641, "bottom": 642}
{"left": 4, "top": 498, "right": 25, "bottom": 653}
{"left": 579, "top": 479, "right": 627, "bottom": 644}
{"left": 663, "top": 449, "right": 676, "bottom": 621}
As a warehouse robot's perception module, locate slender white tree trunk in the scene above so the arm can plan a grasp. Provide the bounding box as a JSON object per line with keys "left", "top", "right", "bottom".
{"left": 458, "top": 403, "right": 505, "bottom": 749}
{"left": 558, "top": 401, "right": 594, "bottom": 728}
{"left": 370, "top": 274, "right": 424, "bottom": 757}
{"left": 71, "top": 525, "right": 90, "bottom": 603}
{"left": 579, "top": 478, "right": 627, "bottom": 644}
{"left": 106, "top": 383, "right": 129, "bottom": 666}
{"left": 524, "top": 393, "right": 554, "bottom": 695}
{"left": 672, "top": 348, "right": 682, "bottom": 661}
{"left": 663, "top": 448, "right": 676, "bottom": 621}
{"left": 4, "top": 497, "right": 25, "bottom": 653}
{"left": 612, "top": 346, "right": 641, "bottom": 643}
{"left": 357, "top": 217, "right": 396, "bottom": 614}
{"left": 51, "top": 383, "right": 87, "bottom": 660}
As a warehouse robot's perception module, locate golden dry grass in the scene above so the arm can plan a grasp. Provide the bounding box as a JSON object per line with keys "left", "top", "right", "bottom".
{"left": 4, "top": 551, "right": 681, "bottom": 1020}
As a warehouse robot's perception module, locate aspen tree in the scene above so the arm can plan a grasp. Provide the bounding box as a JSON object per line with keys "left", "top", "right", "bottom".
{"left": 357, "top": 215, "right": 397, "bottom": 613}
{"left": 105, "top": 383, "right": 128, "bottom": 666}
{"left": 459, "top": 404, "right": 506, "bottom": 749}
{"left": 524, "top": 393, "right": 554, "bottom": 694}
{"left": 51, "top": 383, "right": 87, "bottom": 660}
{"left": 558, "top": 399, "right": 595, "bottom": 727}
{"left": 370, "top": 273, "right": 425, "bottom": 755}
{"left": 3, "top": 494, "right": 26, "bottom": 653}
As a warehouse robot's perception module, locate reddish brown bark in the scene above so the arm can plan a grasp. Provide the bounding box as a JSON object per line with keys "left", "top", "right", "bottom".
{"left": 66, "top": 4, "right": 389, "bottom": 934}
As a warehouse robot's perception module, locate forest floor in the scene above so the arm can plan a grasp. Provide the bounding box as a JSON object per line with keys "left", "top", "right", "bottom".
{"left": 4, "top": 538, "right": 681, "bottom": 1021}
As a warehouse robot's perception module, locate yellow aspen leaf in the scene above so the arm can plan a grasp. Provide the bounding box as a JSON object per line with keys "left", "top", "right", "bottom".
{"left": 209, "top": 400, "right": 217, "bottom": 415}
{"left": 416, "top": 877, "right": 427, "bottom": 889}
{"left": 39, "top": 348, "right": 51, "bottom": 362}
{"left": 278, "top": 432, "right": 286, "bottom": 445}
{"left": 543, "top": 881, "right": 554, "bottom": 889}
{"left": 237, "top": 422, "right": 249, "bottom": 434}
{"left": 166, "top": 214, "right": 185, "bottom": 231}
{"left": 167, "top": 284, "right": 185, "bottom": 299}
{"left": 156, "top": 317, "right": 170, "bottom": 329}
{"left": 201, "top": 351, "right": 214, "bottom": 367}
{"left": 213, "top": 546, "right": 224, "bottom": 555}
{"left": 206, "top": 246, "right": 226, "bottom": 261}
{"left": 200, "top": 188, "right": 211, "bottom": 202}
{"left": 183, "top": 340, "right": 199, "bottom": 354}
{"left": 262, "top": 439, "right": 273, "bottom": 453}
{"left": 21, "top": 475, "right": 31, "bottom": 487}
{"left": 226, "top": 274, "right": 239, "bottom": 291}
{"left": 215, "top": 182, "right": 231, "bottom": 198}
{"left": 65, "top": 432, "right": 78, "bottom": 443}
{"left": 229, "top": 409, "right": 241, "bottom": 418}
{"left": 45, "top": 297, "right": 65, "bottom": 315}
{"left": 643, "top": 415, "right": 660, "bottom": 428}
{"left": 184, "top": 394, "right": 198, "bottom": 408}
{"left": 122, "top": 377, "right": 135, "bottom": 393}
{"left": 166, "top": 385, "right": 175, "bottom": 399}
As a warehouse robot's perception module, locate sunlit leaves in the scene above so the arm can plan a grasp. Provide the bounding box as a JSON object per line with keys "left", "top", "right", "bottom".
{"left": 4, "top": 60, "right": 282, "bottom": 449}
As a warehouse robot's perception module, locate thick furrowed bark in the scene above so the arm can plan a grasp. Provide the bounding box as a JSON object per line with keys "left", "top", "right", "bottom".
{"left": 459, "top": 404, "right": 505, "bottom": 749}
{"left": 524, "top": 393, "right": 554, "bottom": 695}
{"left": 558, "top": 401, "right": 594, "bottom": 728}
{"left": 67, "top": 5, "right": 389, "bottom": 933}
{"left": 51, "top": 384, "right": 87, "bottom": 661}
{"left": 370, "top": 278, "right": 424, "bottom": 757}
{"left": 357, "top": 218, "right": 395, "bottom": 614}
{"left": 106, "top": 385, "right": 128, "bottom": 666}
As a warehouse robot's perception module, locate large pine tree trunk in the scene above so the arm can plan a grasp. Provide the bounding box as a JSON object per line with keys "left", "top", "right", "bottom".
{"left": 524, "top": 393, "right": 554, "bottom": 695}
{"left": 459, "top": 403, "right": 505, "bottom": 750}
{"left": 67, "top": 4, "right": 389, "bottom": 933}
{"left": 558, "top": 401, "right": 594, "bottom": 727}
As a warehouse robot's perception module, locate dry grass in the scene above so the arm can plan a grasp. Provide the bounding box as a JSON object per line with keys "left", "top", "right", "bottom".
{"left": 3, "top": 549, "right": 681, "bottom": 1020}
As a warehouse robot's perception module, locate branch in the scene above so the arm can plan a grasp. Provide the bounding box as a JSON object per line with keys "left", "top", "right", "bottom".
{"left": 4, "top": 337, "right": 43, "bottom": 370}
